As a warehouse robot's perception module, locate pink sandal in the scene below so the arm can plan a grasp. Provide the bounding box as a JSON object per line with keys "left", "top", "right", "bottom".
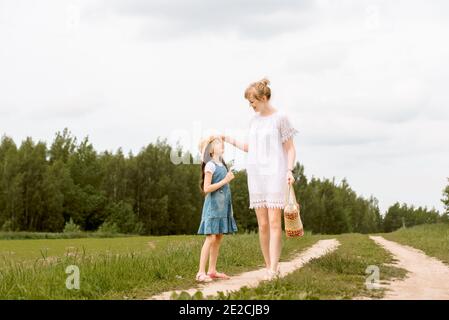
{"left": 196, "top": 272, "right": 213, "bottom": 282}
{"left": 207, "top": 271, "right": 230, "bottom": 280}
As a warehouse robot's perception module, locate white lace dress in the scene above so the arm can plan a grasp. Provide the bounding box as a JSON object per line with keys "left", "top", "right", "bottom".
{"left": 246, "top": 111, "right": 298, "bottom": 209}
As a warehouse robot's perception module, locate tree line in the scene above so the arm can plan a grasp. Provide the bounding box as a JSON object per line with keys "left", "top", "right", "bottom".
{"left": 0, "top": 129, "right": 447, "bottom": 235}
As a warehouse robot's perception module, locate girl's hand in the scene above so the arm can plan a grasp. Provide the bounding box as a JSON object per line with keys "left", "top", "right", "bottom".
{"left": 227, "top": 159, "right": 235, "bottom": 171}
{"left": 225, "top": 171, "right": 235, "bottom": 183}
{"left": 287, "top": 171, "right": 295, "bottom": 185}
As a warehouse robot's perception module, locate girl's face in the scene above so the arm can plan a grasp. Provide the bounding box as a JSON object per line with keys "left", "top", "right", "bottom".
{"left": 210, "top": 139, "right": 224, "bottom": 157}
{"left": 247, "top": 93, "right": 267, "bottom": 113}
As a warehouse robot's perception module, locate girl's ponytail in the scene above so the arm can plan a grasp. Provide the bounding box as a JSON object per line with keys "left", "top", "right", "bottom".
{"left": 221, "top": 157, "right": 228, "bottom": 171}
{"left": 199, "top": 161, "right": 207, "bottom": 194}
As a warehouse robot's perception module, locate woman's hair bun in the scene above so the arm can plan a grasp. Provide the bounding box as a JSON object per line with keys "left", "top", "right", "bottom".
{"left": 260, "top": 78, "right": 270, "bottom": 86}
{"left": 244, "top": 77, "right": 272, "bottom": 101}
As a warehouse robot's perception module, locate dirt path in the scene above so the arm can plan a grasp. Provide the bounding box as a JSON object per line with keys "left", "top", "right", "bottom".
{"left": 370, "top": 236, "right": 449, "bottom": 300}
{"left": 148, "top": 239, "right": 340, "bottom": 300}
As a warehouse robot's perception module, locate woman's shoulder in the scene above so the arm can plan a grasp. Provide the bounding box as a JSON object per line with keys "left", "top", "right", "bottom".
{"left": 275, "top": 110, "right": 289, "bottom": 119}
{"left": 275, "top": 110, "right": 295, "bottom": 124}
{"left": 266, "top": 109, "right": 288, "bottom": 118}
{"left": 249, "top": 110, "right": 291, "bottom": 127}
{"left": 250, "top": 110, "right": 281, "bottom": 121}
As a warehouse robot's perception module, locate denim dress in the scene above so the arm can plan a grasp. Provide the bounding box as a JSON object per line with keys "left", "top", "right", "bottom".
{"left": 198, "top": 160, "right": 238, "bottom": 235}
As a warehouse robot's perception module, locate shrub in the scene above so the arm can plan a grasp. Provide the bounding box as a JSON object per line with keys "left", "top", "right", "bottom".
{"left": 97, "top": 221, "right": 120, "bottom": 234}
{"left": 1, "top": 220, "right": 14, "bottom": 232}
{"left": 63, "top": 218, "right": 81, "bottom": 233}
{"left": 104, "top": 201, "right": 143, "bottom": 234}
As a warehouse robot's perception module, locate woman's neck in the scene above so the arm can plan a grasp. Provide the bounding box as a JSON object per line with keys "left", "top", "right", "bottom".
{"left": 259, "top": 104, "right": 276, "bottom": 116}
{"left": 212, "top": 155, "right": 221, "bottom": 163}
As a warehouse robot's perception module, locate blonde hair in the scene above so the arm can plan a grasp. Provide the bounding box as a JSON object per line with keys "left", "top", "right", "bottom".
{"left": 198, "top": 136, "right": 221, "bottom": 161}
{"left": 244, "top": 78, "right": 271, "bottom": 101}
{"left": 198, "top": 137, "right": 228, "bottom": 194}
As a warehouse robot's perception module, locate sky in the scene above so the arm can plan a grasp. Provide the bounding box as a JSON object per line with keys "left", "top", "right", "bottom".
{"left": 0, "top": 0, "right": 448, "bottom": 214}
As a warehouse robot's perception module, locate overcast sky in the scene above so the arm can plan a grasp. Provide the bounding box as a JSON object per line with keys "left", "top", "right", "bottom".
{"left": 1, "top": 0, "right": 448, "bottom": 213}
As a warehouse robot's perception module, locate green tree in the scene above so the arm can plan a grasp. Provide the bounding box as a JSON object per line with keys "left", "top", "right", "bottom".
{"left": 49, "top": 128, "right": 77, "bottom": 164}
{"left": 441, "top": 179, "right": 449, "bottom": 223}
{"left": 231, "top": 170, "right": 257, "bottom": 232}
{"left": 0, "top": 136, "right": 22, "bottom": 230}
{"left": 103, "top": 201, "right": 142, "bottom": 234}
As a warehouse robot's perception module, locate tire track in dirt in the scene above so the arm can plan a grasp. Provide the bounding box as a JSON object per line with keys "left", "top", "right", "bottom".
{"left": 370, "top": 236, "right": 449, "bottom": 300}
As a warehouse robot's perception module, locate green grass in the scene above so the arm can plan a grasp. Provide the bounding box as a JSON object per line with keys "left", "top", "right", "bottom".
{"left": 0, "top": 231, "right": 135, "bottom": 240}
{"left": 203, "top": 234, "right": 407, "bottom": 300}
{"left": 10, "top": 225, "right": 444, "bottom": 300}
{"left": 0, "top": 235, "right": 165, "bottom": 264}
{"left": 380, "top": 223, "right": 449, "bottom": 264}
{"left": 0, "top": 232, "right": 323, "bottom": 299}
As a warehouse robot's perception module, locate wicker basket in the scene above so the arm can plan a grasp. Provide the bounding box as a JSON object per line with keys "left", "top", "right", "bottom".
{"left": 283, "top": 184, "right": 304, "bottom": 238}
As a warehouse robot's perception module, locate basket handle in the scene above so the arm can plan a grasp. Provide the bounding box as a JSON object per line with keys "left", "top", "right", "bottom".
{"left": 286, "top": 183, "right": 293, "bottom": 206}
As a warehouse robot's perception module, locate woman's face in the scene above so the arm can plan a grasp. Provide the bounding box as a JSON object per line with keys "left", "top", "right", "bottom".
{"left": 247, "top": 94, "right": 266, "bottom": 113}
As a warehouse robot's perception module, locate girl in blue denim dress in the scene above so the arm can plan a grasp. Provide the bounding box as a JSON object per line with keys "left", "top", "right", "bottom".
{"left": 196, "top": 137, "right": 238, "bottom": 282}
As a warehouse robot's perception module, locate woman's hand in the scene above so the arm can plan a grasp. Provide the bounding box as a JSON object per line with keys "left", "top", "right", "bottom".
{"left": 220, "top": 135, "right": 248, "bottom": 152}
{"left": 224, "top": 171, "right": 235, "bottom": 183}
{"left": 287, "top": 170, "right": 295, "bottom": 185}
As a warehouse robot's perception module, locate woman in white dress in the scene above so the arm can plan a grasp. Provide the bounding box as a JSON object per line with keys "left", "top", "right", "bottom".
{"left": 222, "top": 78, "right": 298, "bottom": 280}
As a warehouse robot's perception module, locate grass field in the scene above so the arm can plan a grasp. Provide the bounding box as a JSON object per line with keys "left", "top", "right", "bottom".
{"left": 0, "top": 232, "right": 323, "bottom": 299}
{"left": 2, "top": 224, "right": 448, "bottom": 300}
{"left": 380, "top": 223, "right": 449, "bottom": 264}
{"left": 0, "top": 231, "right": 135, "bottom": 240}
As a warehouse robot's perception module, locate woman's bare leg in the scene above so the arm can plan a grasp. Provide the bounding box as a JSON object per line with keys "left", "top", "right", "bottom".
{"left": 268, "top": 208, "right": 283, "bottom": 273}
{"left": 208, "top": 234, "right": 223, "bottom": 274}
{"left": 255, "top": 207, "right": 270, "bottom": 269}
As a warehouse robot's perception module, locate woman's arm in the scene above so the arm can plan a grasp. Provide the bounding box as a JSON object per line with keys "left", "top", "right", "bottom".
{"left": 203, "top": 171, "right": 234, "bottom": 194}
{"left": 222, "top": 135, "right": 248, "bottom": 153}
{"left": 283, "top": 139, "right": 296, "bottom": 185}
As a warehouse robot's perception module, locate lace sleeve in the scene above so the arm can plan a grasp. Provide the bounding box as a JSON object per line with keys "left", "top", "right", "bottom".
{"left": 279, "top": 113, "right": 298, "bottom": 143}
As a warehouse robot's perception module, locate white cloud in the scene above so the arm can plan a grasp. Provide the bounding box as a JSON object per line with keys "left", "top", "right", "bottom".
{"left": 89, "top": 0, "right": 315, "bottom": 39}
{"left": 0, "top": 0, "right": 448, "bottom": 213}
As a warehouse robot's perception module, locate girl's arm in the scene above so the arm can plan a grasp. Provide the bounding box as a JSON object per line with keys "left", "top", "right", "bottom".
{"left": 222, "top": 135, "right": 248, "bottom": 153}
{"left": 283, "top": 139, "right": 296, "bottom": 185}
{"left": 203, "top": 171, "right": 234, "bottom": 194}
